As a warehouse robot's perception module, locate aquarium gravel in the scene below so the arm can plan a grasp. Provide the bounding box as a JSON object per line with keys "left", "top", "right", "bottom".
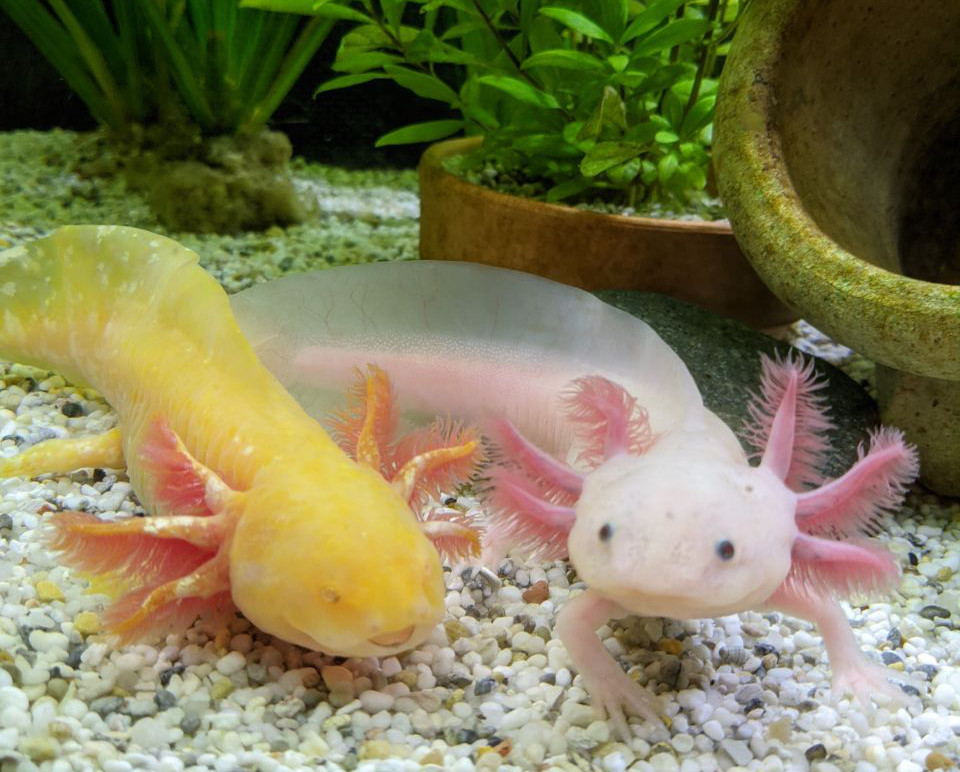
{"left": 0, "top": 130, "right": 959, "bottom": 772}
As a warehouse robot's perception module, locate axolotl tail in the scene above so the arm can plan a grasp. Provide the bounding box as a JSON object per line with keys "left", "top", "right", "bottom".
{"left": 0, "top": 225, "right": 250, "bottom": 388}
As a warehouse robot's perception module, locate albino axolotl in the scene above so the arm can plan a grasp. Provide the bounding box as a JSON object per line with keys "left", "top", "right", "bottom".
{"left": 231, "top": 260, "right": 920, "bottom": 737}
{"left": 0, "top": 226, "right": 481, "bottom": 656}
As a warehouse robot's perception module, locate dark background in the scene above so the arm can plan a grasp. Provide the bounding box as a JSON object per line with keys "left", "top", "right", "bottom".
{"left": 0, "top": 19, "right": 452, "bottom": 169}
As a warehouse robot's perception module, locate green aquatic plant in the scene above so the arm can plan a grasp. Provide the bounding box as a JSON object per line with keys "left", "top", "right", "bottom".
{"left": 0, "top": 0, "right": 334, "bottom": 135}
{"left": 242, "top": 0, "right": 748, "bottom": 214}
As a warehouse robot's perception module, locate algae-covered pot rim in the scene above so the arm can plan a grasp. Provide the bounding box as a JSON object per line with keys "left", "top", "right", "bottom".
{"left": 714, "top": 0, "right": 960, "bottom": 379}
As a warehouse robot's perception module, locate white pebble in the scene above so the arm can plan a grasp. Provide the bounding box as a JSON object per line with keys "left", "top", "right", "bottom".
{"left": 702, "top": 720, "right": 726, "bottom": 741}
{"left": 932, "top": 683, "right": 956, "bottom": 708}
{"left": 216, "top": 651, "right": 247, "bottom": 676}
{"left": 671, "top": 733, "right": 695, "bottom": 754}
{"left": 359, "top": 690, "right": 395, "bottom": 713}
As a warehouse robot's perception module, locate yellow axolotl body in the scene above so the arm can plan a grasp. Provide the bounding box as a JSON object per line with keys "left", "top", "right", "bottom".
{"left": 0, "top": 225, "right": 478, "bottom": 656}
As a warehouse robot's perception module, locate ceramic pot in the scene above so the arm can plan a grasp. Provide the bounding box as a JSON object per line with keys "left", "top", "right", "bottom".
{"left": 418, "top": 137, "right": 795, "bottom": 329}
{"left": 714, "top": 0, "right": 960, "bottom": 492}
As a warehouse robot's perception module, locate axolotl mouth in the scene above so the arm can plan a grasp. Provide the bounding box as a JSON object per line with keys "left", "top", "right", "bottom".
{"left": 368, "top": 625, "right": 415, "bottom": 647}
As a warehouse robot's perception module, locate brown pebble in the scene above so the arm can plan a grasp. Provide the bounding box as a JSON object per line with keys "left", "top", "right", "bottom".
{"left": 925, "top": 752, "right": 955, "bottom": 770}
{"left": 522, "top": 581, "right": 550, "bottom": 604}
{"left": 657, "top": 639, "right": 684, "bottom": 656}
{"left": 493, "top": 739, "right": 513, "bottom": 757}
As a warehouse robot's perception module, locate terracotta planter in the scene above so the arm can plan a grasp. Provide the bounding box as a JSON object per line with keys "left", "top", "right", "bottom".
{"left": 714, "top": 0, "right": 960, "bottom": 493}
{"left": 418, "top": 137, "right": 794, "bottom": 329}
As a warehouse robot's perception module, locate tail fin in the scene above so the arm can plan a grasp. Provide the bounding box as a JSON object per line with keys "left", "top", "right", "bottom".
{"left": 0, "top": 225, "right": 250, "bottom": 386}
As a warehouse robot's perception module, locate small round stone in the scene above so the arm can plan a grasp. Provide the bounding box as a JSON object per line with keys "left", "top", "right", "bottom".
{"left": 35, "top": 580, "right": 64, "bottom": 602}
{"left": 73, "top": 611, "right": 101, "bottom": 636}
{"left": 216, "top": 651, "right": 247, "bottom": 675}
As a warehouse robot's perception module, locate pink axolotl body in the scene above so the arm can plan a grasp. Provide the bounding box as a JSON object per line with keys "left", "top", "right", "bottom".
{"left": 231, "top": 260, "right": 919, "bottom": 738}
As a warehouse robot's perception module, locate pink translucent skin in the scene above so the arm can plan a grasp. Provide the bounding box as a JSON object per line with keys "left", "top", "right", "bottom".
{"left": 230, "top": 260, "right": 742, "bottom": 461}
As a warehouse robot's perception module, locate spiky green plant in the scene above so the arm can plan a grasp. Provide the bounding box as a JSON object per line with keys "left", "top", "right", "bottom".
{"left": 0, "top": 0, "right": 335, "bottom": 134}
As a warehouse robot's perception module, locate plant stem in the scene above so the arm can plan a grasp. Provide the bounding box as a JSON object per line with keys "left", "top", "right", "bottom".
{"left": 467, "top": 0, "right": 539, "bottom": 89}
{"left": 680, "top": 0, "right": 720, "bottom": 124}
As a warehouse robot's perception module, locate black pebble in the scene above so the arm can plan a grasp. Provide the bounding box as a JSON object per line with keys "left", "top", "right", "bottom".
{"left": 805, "top": 744, "right": 827, "bottom": 762}
{"left": 918, "top": 664, "right": 939, "bottom": 680}
{"left": 65, "top": 645, "right": 85, "bottom": 670}
{"left": 180, "top": 716, "right": 202, "bottom": 734}
{"left": 886, "top": 628, "right": 903, "bottom": 647}
{"left": 908, "top": 552, "right": 919, "bottom": 566}
{"left": 881, "top": 651, "right": 903, "bottom": 666}
{"left": 456, "top": 728, "right": 478, "bottom": 744}
{"left": 60, "top": 402, "right": 84, "bottom": 417}
{"left": 92, "top": 468, "right": 107, "bottom": 483}
{"left": 0, "top": 514, "right": 13, "bottom": 532}
{"left": 901, "top": 684, "right": 922, "bottom": 697}
{"left": 90, "top": 696, "right": 124, "bottom": 717}
{"left": 473, "top": 678, "right": 496, "bottom": 696}
{"left": 743, "top": 697, "right": 764, "bottom": 714}
{"left": 754, "top": 643, "right": 778, "bottom": 656}
{"left": 159, "top": 664, "right": 185, "bottom": 687}
{"left": 154, "top": 689, "right": 177, "bottom": 710}
{"left": 919, "top": 605, "right": 950, "bottom": 620}
{"left": 539, "top": 672, "right": 556, "bottom": 685}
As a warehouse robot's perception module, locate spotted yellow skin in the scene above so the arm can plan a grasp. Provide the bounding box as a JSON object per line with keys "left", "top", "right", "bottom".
{"left": 0, "top": 225, "right": 445, "bottom": 656}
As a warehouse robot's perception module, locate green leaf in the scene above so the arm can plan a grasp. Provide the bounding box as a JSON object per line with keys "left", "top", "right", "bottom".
{"left": 521, "top": 49, "right": 604, "bottom": 70}
{"left": 375, "top": 119, "right": 464, "bottom": 146}
{"left": 538, "top": 7, "right": 614, "bottom": 44}
{"left": 687, "top": 165, "right": 707, "bottom": 189}
{"left": 309, "top": 2, "right": 375, "bottom": 23}
{"left": 578, "top": 85, "right": 626, "bottom": 140}
{"left": 621, "top": 0, "right": 685, "bottom": 44}
{"left": 381, "top": 0, "right": 405, "bottom": 32}
{"left": 680, "top": 95, "right": 716, "bottom": 137}
{"left": 406, "top": 29, "right": 482, "bottom": 65}
{"left": 580, "top": 141, "right": 645, "bottom": 177}
{"left": 314, "top": 72, "right": 385, "bottom": 93}
{"left": 634, "top": 63, "right": 690, "bottom": 96}
{"left": 546, "top": 178, "right": 591, "bottom": 202}
{"left": 658, "top": 152, "right": 679, "bottom": 183}
{"left": 333, "top": 51, "right": 402, "bottom": 73}
{"left": 384, "top": 65, "right": 461, "bottom": 104}
{"left": 631, "top": 19, "right": 712, "bottom": 57}
{"left": 655, "top": 130, "right": 679, "bottom": 144}
{"left": 475, "top": 75, "right": 560, "bottom": 109}
{"left": 422, "top": 0, "right": 475, "bottom": 11}
{"left": 607, "top": 54, "right": 629, "bottom": 72}
{"left": 440, "top": 20, "right": 487, "bottom": 41}
{"left": 240, "top": 0, "right": 317, "bottom": 11}
{"left": 625, "top": 121, "right": 661, "bottom": 144}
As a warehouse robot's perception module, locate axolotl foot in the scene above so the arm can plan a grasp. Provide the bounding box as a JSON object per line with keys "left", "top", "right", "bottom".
{"left": 830, "top": 654, "right": 917, "bottom": 708}
{"left": 556, "top": 589, "right": 666, "bottom": 741}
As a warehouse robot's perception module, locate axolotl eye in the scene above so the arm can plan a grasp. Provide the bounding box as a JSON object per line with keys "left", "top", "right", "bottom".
{"left": 715, "top": 539, "right": 735, "bottom": 561}
{"left": 598, "top": 523, "right": 614, "bottom": 542}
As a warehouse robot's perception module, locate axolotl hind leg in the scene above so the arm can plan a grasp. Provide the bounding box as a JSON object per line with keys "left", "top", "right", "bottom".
{"left": 0, "top": 427, "right": 124, "bottom": 478}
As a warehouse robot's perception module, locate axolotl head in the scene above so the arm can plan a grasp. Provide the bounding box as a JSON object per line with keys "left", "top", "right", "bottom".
{"left": 228, "top": 461, "right": 446, "bottom": 658}
{"left": 567, "top": 448, "right": 798, "bottom": 620}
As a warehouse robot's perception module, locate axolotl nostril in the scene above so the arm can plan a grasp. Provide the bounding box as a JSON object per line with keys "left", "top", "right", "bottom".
{"left": 230, "top": 259, "right": 920, "bottom": 739}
